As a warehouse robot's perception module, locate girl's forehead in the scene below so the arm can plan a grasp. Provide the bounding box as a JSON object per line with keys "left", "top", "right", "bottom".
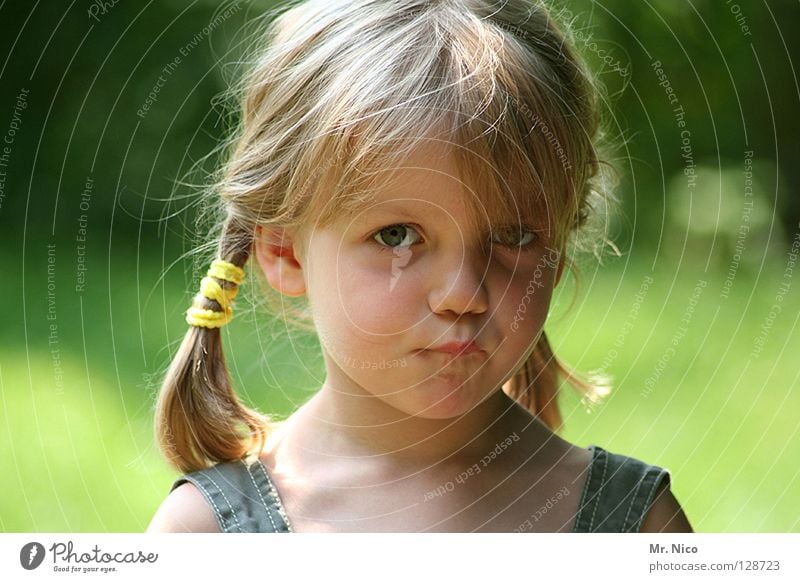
{"left": 353, "top": 139, "right": 551, "bottom": 229}
{"left": 367, "top": 140, "right": 465, "bottom": 200}
{"left": 305, "top": 117, "right": 559, "bottom": 240}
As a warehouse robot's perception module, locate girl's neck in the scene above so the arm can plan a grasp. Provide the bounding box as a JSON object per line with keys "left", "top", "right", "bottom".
{"left": 282, "top": 374, "right": 549, "bottom": 470}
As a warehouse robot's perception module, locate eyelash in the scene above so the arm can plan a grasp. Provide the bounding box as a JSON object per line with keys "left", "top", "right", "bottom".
{"left": 370, "top": 223, "right": 540, "bottom": 253}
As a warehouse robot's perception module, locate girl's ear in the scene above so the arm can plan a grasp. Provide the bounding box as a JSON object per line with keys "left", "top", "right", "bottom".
{"left": 253, "top": 225, "right": 307, "bottom": 297}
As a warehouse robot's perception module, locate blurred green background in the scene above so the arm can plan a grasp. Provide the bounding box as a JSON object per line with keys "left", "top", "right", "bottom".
{"left": 1, "top": 0, "right": 798, "bottom": 532}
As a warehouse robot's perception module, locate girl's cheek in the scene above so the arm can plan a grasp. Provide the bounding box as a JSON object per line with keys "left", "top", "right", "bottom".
{"left": 333, "top": 257, "right": 424, "bottom": 335}
{"left": 501, "top": 266, "right": 556, "bottom": 324}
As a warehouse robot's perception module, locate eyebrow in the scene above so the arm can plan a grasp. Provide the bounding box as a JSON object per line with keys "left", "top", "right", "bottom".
{"left": 358, "top": 202, "right": 429, "bottom": 221}
{"left": 356, "top": 201, "right": 545, "bottom": 232}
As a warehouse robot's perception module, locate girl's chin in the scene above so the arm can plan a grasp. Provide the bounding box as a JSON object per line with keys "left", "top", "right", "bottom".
{"left": 400, "top": 376, "right": 489, "bottom": 419}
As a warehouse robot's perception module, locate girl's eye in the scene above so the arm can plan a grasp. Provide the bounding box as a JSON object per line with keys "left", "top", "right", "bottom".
{"left": 372, "top": 224, "right": 421, "bottom": 250}
{"left": 491, "top": 226, "right": 539, "bottom": 249}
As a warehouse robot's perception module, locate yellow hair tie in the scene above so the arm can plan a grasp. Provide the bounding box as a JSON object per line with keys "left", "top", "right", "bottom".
{"left": 185, "top": 259, "right": 245, "bottom": 329}
{"left": 208, "top": 259, "right": 245, "bottom": 285}
{"left": 185, "top": 306, "right": 232, "bottom": 328}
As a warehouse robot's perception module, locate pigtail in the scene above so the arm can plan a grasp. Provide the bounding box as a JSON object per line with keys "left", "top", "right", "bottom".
{"left": 155, "top": 218, "right": 271, "bottom": 474}
{"left": 505, "top": 331, "right": 609, "bottom": 433}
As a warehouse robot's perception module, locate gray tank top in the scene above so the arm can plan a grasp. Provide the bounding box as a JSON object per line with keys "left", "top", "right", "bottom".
{"left": 169, "top": 444, "right": 670, "bottom": 533}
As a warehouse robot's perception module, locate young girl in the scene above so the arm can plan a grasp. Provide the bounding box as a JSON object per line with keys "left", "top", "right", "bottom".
{"left": 147, "top": 0, "right": 692, "bottom": 533}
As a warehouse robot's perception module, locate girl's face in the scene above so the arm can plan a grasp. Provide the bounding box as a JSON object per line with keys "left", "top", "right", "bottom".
{"left": 257, "top": 140, "right": 564, "bottom": 420}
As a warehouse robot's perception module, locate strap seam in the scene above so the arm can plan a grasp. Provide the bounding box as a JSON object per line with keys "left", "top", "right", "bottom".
{"left": 203, "top": 471, "right": 244, "bottom": 533}
{"left": 587, "top": 450, "right": 609, "bottom": 532}
{"left": 621, "top": 471, "right": 648, "bottom": 532}
{"left": 571, "top": 446, "right": 598, "bottom": 532}
{"left": 635, "top": 470, "right": 670, "bottom": 532}
{"left": 245, "top": 460, "right": 280, "bottom": 533}
{"left": 256, "top": 460, "right": 294, "bottom": 533}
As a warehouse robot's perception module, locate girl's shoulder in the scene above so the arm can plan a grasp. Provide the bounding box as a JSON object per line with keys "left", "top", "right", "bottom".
{"left": 573, "top": 444, "right": 690, "bottom": 532}
{"left": 148, "top": 442, "right": 690, "bottom": 533}
{"left": 147, "top": 477, "right": 220, "bottom": 533}
{"left": 151, "top": 456, "right": 292, "bottom": 533}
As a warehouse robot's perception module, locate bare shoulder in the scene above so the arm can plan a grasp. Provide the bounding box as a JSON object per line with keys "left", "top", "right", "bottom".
{"left": 640, "top": 478, "right": 694, "bottom": 533}
{"left": 146, "top": 482, "right": 220, "bottom": 533}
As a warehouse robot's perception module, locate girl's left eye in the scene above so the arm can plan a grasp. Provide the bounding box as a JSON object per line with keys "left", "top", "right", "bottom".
{"left": 372, "top": 224, "right": 422, "bottom": 250}
{"left": 490, "top": 226, "right": 539, "bottom": 249}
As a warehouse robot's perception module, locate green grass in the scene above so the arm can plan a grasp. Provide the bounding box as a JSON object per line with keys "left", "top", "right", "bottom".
{"left": 1, "top": 248, "right": 797, "bottom": 532}
{"left": 553, "top": 258, "right": 800, "bottom": 532}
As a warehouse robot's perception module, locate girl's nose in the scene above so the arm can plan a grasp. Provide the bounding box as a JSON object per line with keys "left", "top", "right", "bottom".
{"left": 428, "top": 248, "right": 489, "bottom": 317}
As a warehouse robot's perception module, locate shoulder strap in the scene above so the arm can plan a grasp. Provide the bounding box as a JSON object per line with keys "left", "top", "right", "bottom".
{"left": 170, "top": 457, "right": 292, "bottom": 533}
{"left": 572, "top": 445, "right": 670, "bottom": 533}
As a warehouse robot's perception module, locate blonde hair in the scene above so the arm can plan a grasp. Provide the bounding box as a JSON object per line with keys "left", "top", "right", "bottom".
{"left": 155, "top": 0, "right": 619, "bottom": 473}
